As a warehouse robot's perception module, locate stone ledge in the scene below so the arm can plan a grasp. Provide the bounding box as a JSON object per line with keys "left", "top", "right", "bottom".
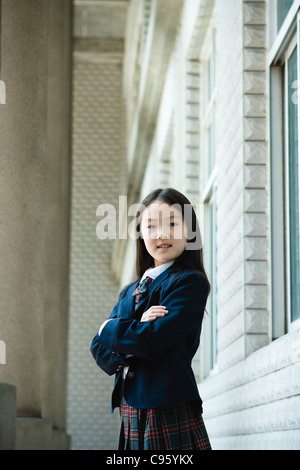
{"left": 200, "top": 328, "right": 300, "bottom": 400}
{"left": 50, "top": 429, "right": 71, "bottom": 450}
{"left": 16, "top": 417, "right": 52, "bottom": 450}
{"left": 16, "top": 417, "right": 70, "bottom": 450}
{"left": 211, "top": 429, "right": 300, "bottom": 450}
{"left": 205, "top": 395, "right": 300, "bottom": 438}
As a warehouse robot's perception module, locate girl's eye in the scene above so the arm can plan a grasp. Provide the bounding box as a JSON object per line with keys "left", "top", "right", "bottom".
{"left": 170, "top": 222, "right": 177, "bottom": 227}
{"left": 148, "top": 225, "right": 155, "bottom": 229}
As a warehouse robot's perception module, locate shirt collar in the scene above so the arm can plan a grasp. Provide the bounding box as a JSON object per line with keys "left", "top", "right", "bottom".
{"left": 141, "top": 261, "right": 175, "bottom": 282}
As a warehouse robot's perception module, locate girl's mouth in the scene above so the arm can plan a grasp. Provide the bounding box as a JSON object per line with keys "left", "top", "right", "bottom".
{"left": 157, "top": 244, "right": 172, "bottom": 250}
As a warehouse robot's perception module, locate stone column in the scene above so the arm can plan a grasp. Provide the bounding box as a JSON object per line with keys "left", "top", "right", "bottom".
{"left": 41, "top": 0, "right": 72, "bottom": 436}
{"left": 0, "top": 0, "right": 72, "bottom": 449}
{"left": 0, "top": 383, "right": 16, "bottom": 450}
{"left": 0, "top": 0, "right": 49, "bottom": 416}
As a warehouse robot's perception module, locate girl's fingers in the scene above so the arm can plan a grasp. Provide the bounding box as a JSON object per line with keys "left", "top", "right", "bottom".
{"left": 149, "top": 306, "right": 168, "bottom": 313}
{"left": 140, "top": 307, "right": 169, "bottom": 322}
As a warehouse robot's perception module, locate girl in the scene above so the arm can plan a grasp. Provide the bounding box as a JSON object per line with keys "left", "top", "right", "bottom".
{"left": 91, "top": 188, "right": 212, "bottom": 450}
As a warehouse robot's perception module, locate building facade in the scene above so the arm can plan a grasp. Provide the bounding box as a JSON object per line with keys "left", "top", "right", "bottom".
{"left": 111, "top": 0, "right": 300, "bottom": 450}
{"left": 0, "top": 0, "right": 300, "bottom": 451}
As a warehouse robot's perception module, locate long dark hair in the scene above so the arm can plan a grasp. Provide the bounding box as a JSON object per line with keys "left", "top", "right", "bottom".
{"left": 135, "top": 188, "right": 211, "bottom": 295}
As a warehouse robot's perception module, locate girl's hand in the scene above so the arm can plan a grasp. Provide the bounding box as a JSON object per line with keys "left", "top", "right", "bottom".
{"left": 140, "top": 306, "right": 168, "bottom": 322}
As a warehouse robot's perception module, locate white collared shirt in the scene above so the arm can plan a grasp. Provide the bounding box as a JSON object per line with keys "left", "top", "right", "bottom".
{"left": 140, "top": 260, "right": 174, "bottom": 283}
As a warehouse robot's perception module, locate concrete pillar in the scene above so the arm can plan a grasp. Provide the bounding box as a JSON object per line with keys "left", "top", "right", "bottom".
{"left": 41, "top": 0, "right": 72, "bottom": 434}
{"left": 0, "top": 0, "right": 72, "bottom": 449}
{"left": 0, "top": 0, "right": 49, "bottom": 416}
{"left": 0, "top": 383, "right": 16, "bottom": 450}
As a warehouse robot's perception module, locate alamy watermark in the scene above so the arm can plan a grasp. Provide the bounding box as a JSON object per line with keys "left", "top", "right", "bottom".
{"left": 0, "top": 340, "right": 6, "bottom": 365}
{"left": 0, "top": 80, "right": 6, "bottom": 104}
{"left": 96, "top": 196, "right": 203, "bottom": 250}
{"left": 291, "top": 80, "right": 298, "bottom": 105}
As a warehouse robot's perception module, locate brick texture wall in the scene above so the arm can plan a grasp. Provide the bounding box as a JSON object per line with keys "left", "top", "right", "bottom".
{"left": 67, "top": 58, "right": 125, "bottom": 450}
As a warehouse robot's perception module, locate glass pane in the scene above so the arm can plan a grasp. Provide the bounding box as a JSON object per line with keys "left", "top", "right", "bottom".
{"left": 277, "top": 0, "right": 293, "bottom": 31}
{"left": 287, "top": 46, "right": 300, "bottom": 322}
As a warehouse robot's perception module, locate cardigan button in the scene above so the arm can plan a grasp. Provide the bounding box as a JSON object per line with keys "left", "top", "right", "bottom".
{"left": 127, "top": 371, "right": 135, "bottom": 378}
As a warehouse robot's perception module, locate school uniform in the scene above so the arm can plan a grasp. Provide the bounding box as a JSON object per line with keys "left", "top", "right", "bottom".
{"left": 90, "top": 263, "right": 211, "bottom": 450}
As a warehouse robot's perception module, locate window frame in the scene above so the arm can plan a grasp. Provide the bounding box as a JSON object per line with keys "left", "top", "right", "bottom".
{"left": 269, "top": 0, "right": 300, "bottom": 62}
{"left": 199, "top": 25, "right": 218, "bottom": 378}
{"left": 269, "top": 2, "right": 300, "bottom": 337}
{"left": 202, "top": 30, "right": 216, "bottom": 185}
{"left": 202, "top": 189, "right": 218, "bottom": 378}
{"left": 284, "top": 35, "right": 300, "bottom": 331}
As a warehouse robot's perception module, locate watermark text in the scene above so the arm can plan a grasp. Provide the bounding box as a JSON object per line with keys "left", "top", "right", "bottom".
{"left": 96, "top": 196, "right": 203, "bottom": 250}
{"left": 0, "top": 80, "right": 6, "bottom": 104}
{"left": 0, "top": 340, "right": 6, "bottom": 365}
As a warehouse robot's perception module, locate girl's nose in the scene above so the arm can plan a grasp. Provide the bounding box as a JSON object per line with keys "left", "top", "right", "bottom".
{"left": 157, "top": 229, "right": 169, "bottom": 239}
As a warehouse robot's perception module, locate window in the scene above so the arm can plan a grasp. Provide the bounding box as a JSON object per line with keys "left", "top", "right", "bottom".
{"left": 286, "top": 44, "right": 300, "bottom": 325}
{"left": 278, "top": 0, "right": 294, "bottom": 31}
{"left": 269, "top": 0, "right": 295, "bottom": 44}
{"left": 200, "top": 28, "right": 218, "bottom": 377}
{"left": 270, "top": 2, "right": 300, "bottom": 336}
{"left": 202, "top": 193, "right": 217, "bottom": 377}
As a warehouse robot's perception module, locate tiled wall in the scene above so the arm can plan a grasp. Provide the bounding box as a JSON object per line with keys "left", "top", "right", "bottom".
{"left": 67, "top": 58, "right": 125, "bottom": 450}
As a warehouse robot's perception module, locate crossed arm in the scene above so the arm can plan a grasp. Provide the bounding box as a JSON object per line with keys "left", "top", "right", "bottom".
{"left": 96, "top": 272, "right": 208, "bottom": 362}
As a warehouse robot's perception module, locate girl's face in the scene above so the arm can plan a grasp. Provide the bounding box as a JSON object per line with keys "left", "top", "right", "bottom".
{"left": 140, "top": 201, "right": 187, "bottom": 267}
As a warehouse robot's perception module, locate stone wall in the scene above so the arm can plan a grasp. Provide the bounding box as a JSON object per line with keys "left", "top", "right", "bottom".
{"left": 67, "top": 52, "right": 126, "bottom": 450}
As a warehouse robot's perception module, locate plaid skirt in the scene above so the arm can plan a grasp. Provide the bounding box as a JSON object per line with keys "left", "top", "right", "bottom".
{"left": 118, "top": 391, "right": 211, "bottom": 450}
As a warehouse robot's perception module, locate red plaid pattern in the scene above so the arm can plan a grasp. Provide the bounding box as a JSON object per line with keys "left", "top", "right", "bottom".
{"left": 119, "top": 392, "right": 211, "bottom": 450}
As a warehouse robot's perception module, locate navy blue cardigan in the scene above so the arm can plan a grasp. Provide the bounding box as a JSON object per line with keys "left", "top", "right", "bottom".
{"left": 90, "top": 266, "right": 209, "bottom": 412}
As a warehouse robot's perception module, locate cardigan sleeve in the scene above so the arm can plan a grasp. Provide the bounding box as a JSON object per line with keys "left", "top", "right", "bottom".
{"left": 98, "top": 272, "right": 208, "bottom": 362}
